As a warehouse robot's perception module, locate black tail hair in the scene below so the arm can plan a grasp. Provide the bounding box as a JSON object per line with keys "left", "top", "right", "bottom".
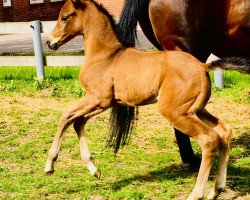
{"left": 208, "top": 57, "right": 250, "bottom": 74}
{"left": 107, "top": 105, "right": 138, "bottom": 154}
{"left": 106, "top": 0, "right": 144, "bottom": 154}
{"left": 118, "top": 0, "right": 148, "bottom": 46}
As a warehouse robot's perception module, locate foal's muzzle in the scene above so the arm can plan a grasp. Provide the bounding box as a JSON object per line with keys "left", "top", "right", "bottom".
{"left": 47, "top": 40, "right": 60, "bottom": 50}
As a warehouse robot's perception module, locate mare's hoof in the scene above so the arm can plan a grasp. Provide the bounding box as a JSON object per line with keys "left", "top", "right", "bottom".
{"left": 94, "top": 169, "right": 101, "bottom": 179}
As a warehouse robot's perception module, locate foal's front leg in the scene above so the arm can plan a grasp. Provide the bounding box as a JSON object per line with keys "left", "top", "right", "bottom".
{"left": 74, "top": 117, "right": 101, "bottom": 179}
{"left": 45, "top": 95, "right": 106, "bottom": 174}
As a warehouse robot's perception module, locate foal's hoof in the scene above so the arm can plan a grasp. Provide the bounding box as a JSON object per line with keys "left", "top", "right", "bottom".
{"left": 207, "top": 188, "right": 224, "bottom": 200}
{"left": 207, "top": 191, "right": 217, "bottom": 200}
{"left": 45, "top": 169, "right": 54, "bottom": 175}
{"left": 45, "top": 170, "right": 54, "bottom": 175}
{"left": 188, "top": 157, "right": 201, "bottom": 172}
{"left": 94, "top": 169, "right": 101, "bottom": 179}
{"left": 44, "top": 165, "right": 54, "bottom": 175}
{"left": 186, "top": 192, "right": 204, "bottom": 200}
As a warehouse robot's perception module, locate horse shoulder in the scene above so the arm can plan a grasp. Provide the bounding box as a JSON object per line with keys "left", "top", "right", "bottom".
{"left": 79, "top": 61, "right": 114, "bottom": 95}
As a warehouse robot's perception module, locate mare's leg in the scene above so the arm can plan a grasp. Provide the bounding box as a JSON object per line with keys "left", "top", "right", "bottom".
{"left": 174, "top": 128, "right": 201, "bottom": 171}
{"left": 45, "top": 95, "right": 106, "bottom": 174}
{"left": 73, "top": 117, "right": 101, "bottom": 179}
{"left": 197, "top": 110, "right": 231, "bottom": 200}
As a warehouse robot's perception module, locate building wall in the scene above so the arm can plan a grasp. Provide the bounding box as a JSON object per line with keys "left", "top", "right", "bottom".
{"left": 98, "top": 0, "right": 124, "bottom": 19}
{"left": 0, "top": 0, "right": 125, "bottom": 22}
{"left": 0, "top": 0, "right": 64, "bottom": 22}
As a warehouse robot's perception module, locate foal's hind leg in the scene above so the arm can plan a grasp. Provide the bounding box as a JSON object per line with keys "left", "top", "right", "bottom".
{"left": 197, "top": 110, "right": 231, "bottom": 200}
{"left": 158, "top": 109, "right": 220, "bottom": 199}
{"left": 73, "top": 117, "right": 101, "bottom": 179}
{"left": 180, "top": 116, "right": 220, "bottom": 200}
{"left": 178, "top": 116, "right": 220, "bottom": 200}
{"left": 45, "top": 95, "right": 106, "bottom": 174}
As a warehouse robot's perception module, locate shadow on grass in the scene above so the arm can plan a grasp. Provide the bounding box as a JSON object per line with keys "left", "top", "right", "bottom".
{"left": 100, "top": 164, "right": 249, "bottom": 200}
{"left": 109, "top": 164, "right": 194, "bottom": 191}
{"left": 104, "top": 132, "right": 249, "bottom": 196}
{"left": 231, "top": 130, "right": 250, "bottom": 157}
{"left": 226, "top": 165, "right": 250, "bottom": 194}
{"left": 226, "top": 132, "right": 250, "bottom": 194}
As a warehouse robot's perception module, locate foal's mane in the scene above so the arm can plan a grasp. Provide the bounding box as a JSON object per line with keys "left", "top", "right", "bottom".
{"left": 89, "top": 0, "right": 131, "bottom": 48}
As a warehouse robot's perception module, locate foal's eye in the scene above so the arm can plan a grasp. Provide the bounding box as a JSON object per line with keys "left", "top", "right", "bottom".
{"left": 61, "top": 16, "right": 68, "bottom": 22}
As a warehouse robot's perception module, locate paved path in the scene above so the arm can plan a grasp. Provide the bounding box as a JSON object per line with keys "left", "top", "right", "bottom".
{"left": 0, "top": 31, "right": 154, "bottom": 54}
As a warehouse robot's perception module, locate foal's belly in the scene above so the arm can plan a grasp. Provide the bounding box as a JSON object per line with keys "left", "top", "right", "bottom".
{"left": 116, "top": 96, "right": 158, "bottom": 106}
{"left": 114, "top": 84, "right": 160, "bottom": 106}
{"left": 113, "top": 73, "right": 161, "bottom": 106}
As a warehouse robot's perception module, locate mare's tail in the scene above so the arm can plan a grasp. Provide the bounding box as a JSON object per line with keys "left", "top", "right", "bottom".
{"left": 108, "top": 0, "right": 145, "bottom": 154}
{"left": 118, "top": 0, "right": 148, "bottom": 46}
{"left": 107, "top": 0, "right": 145, "bottom": 154}
{"left": 107, "top": 105, "right": 138, "bottom": 154}
{"left": 207, "top": 57, "right": 250, "bottom": 74}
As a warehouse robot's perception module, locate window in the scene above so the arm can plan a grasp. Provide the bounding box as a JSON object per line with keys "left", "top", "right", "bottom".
{"left": 30, "top": 0, "right": 44, "bottom": 4}
{"left": 50, "top": 0, "right": 63, "bottom": 2}
{"left": 3, "top": 0, "right": 11, "bottom": 7}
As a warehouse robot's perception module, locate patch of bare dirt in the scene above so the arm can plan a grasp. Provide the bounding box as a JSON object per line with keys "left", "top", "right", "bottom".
{"left": 0, "top": 94, "right": 78, "bottom": 111}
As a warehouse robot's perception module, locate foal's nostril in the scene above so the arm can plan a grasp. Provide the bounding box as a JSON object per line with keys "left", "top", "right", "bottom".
{"left": 47, "top": 40, "right": 59, "bottom": 50}
{"left": 52, "top": 43, "right": 59, "bottom": 50}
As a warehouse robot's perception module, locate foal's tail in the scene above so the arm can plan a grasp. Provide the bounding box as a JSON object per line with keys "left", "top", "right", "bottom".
{"left": 207, "top": 57, "right": 250, "bottom": 74}
{"left": 107, "top": 105, "right": 138, "bottom": 154}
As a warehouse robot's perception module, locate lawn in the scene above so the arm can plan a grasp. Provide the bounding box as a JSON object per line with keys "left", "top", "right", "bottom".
{"left": 0, "top": 67, "right": 249, "bottom": 199}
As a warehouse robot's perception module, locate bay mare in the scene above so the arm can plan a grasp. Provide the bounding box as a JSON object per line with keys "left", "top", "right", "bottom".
{"left": 46, "top": 0, "right": 249, "bottom": 199}
{"left": 119, "top": 0, "right": 250, "bottom": 59}
{"left": 118, "top": 0, "right": 250, "bottom": 169}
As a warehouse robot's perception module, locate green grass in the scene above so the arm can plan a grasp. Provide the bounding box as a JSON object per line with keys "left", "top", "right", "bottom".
{"left": 0, "top": 66, "right": 80, "bottom": 81}
{"left": 0, "top": 67, "right": 249, "bottom": 199}
{"left": 210, "top": 71, "right": 250, "bottom": 104}
{"left": 0, "top": 66, "right": 84, "bottom": 98}
{"left": 0, "top": 67, "right": 249, "bottom": 102}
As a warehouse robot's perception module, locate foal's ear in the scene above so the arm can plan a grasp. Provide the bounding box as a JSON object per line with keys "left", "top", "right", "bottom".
{"left": 71, "top": 0, "right": 88, "bottom": 4}
{"left": 71, "top": 0, "right": 87, "bottom": 9}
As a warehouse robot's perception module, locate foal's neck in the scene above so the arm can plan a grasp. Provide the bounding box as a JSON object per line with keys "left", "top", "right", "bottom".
{"left": 81, "top": 2, "right": 123, "bottom": 60}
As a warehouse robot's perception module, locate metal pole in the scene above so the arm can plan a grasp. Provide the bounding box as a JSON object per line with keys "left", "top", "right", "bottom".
{"left": 214, "top": 68, "right": 224, "bottom": 89}
{"left": 30, "top": 20, "right": 45, "bottom": 80}
{"left": 206, "top": 53, "right": 224, "bottom": 89}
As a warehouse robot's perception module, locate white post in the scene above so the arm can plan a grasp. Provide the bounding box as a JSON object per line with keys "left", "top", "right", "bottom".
{"left": 206, "top": 53, "right": 224, "bottom": 89}
{"left": 214, "top": 68, "right": 224, "bottom": 89}
{"left": 30, "top": 20, "right": 45, "bottom": 80}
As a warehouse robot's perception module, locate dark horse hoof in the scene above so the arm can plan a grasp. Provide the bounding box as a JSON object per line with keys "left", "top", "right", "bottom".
{"left": 188, "top": 156, "right": 201, "bottom": 172}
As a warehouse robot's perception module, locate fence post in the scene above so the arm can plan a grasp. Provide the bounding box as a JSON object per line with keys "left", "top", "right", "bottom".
{"left": 30, "top": 20, "right": 45, "bottom": 80}
{"left": 214, "top": 68, "right": 224, "bottom": 89}
{"left": 206, "top": 53, "right": 224, "bottom": 89}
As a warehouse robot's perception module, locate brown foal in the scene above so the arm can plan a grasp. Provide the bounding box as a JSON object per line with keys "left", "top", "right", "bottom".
{"left": 45, "top": 0, "right": 238, "bottom": 199}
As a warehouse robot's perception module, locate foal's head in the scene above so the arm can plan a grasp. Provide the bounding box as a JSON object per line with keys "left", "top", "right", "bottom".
{"left": 47, "top": 0, "right": 87, "bottom": 50}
